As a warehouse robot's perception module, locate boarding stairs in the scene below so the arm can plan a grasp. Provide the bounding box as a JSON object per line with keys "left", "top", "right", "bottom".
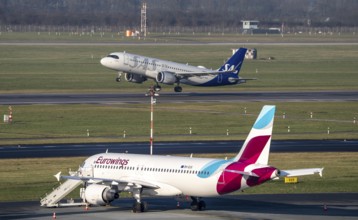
{"left": 40, "top": 171, "right": 85, "bottom": 207}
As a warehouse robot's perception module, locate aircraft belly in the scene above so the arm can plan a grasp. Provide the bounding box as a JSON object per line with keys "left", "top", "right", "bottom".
{"left": 138, "top": 173, "right": 219, "bottom": 197}
{"left": 145, "top": 70, "right": 158, "bottom": 79}
{"left": 181, "top": 177, "right": 219, "bottom": 196}
{"left": 162, "top": 174, "right": 219, "bottom": 197}
{"left": 181, "top": 76, "right": 215, "bottom": 86}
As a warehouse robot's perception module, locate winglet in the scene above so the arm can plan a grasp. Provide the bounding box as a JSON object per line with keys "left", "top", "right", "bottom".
{"left": 54, "top": 172, "right": 61, "bottom": 182}
{"left": 318, "top": 168, "right": 324, "bottom": 177}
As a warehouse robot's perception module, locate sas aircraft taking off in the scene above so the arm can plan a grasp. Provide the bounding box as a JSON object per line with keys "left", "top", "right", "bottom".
{"left": 100, "top": 48, "right": 252, "bottom": 92}
{"left": 54, "top": 106, "right": 323, "bottom": 213}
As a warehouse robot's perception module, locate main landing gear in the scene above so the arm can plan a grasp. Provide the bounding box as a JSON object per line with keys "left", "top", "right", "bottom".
{"left": 153, "top": 84, "right": 161, "bottom": 92}
{"left": 132, "top": 201, "right": 148, "bottom": 213}
{"left": 154, "top": 84, "right": 182, "bottom": 92}
{"left": 190, "top": 197, "right": 206, "bottom": 211}
{"left": 174, "top": 82, "right": 182, "bottom": 93}
{"left": 174, "top": 85, "right": 182, "bottom": 93}
{"left": 131, "top": 187, "right": 148, "bottom": 213}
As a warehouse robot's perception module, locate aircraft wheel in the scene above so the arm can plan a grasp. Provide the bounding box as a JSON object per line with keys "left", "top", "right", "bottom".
{"left": 115, "top": 77, "right": 121, "bottom": 82}
{"left": 190, "top": 202, "right": 198, "bottom": 211}
{"left": 190, "top": 200, "right": 206, "bottom": 211}
{"left": 174, "top": 86, "right": 182, "bottom": 93}
{"left": 198, "top": 201, "right": 206, "bottom": 211}
{"left": 154, "top": 85, "right": 161, "bottom": 92}
{"left": 132, "top": 202, "right": 142, "bottom": 213}
{"left": 132, "top": 201, "right": 148, "bottom": 213}
{"left": 141, "top": 201, "right": 148, "bottom": 212}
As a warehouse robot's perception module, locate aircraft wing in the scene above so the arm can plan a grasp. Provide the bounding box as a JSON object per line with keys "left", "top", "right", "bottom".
{"left": 55, "top": 172, "right": 159, "bottom": 189}
{"left": 229, "top": 77, "right": 257, "bottom": 83}
{"left": 174, "top": 71, "right": 257, "bottom": 83}
{"left": 280, "top": 168, "right": 324, "bottom": 177}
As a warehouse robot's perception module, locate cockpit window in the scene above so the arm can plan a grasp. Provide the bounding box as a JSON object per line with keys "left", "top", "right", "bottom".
{"left": 107, "top": 55, "right": 119, "bottom": 59}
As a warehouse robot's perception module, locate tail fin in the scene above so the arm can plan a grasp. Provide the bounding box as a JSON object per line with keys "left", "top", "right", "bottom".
{"left": 218, "top": 48, "right": 247, "bottom": 73}
{"left": 233, "top": 105, "right": 275, "bottom": 165}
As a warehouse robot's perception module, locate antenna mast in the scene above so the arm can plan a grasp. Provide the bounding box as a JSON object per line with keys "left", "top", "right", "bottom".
{"left": 141, "top": 1, "right": 147, "bottom": 37}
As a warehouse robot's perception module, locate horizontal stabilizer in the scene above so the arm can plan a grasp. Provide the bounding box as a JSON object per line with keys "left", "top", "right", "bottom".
{"left": 54, "top": 172, "right": 61, "bottom": 181}
{"left": 234, "top": 77, "right": 257, "bottom": 82}
{"left": 224, "top": 169, "right": 259, "bottom": 177}
{"left": 280, "top": 168, "right": 324, "bottom": 177}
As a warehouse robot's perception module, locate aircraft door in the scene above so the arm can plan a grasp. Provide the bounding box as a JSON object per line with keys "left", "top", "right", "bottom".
{"left": 80, "top": 162, "right": 94, "bottom": 177}
{"left": 123, "top": 53, "right": 129, "bottom": 65}
{"left": 123, "top": 53, "right": 132, "bottom": 72}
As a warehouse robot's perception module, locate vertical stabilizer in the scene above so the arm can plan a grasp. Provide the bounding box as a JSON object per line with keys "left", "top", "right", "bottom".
{"left": 218, "top": 48, "right": 247, "bottom": 73}
{"left": 234, "top": 105, "right": 275, "bottom": 165}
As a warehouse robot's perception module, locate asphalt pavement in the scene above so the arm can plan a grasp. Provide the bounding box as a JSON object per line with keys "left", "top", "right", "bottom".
{"left": 1, "top": 140, "right": 357, "bottom": 158}
{"left": 1, "top": 91, "right": 358, "bottom": 105}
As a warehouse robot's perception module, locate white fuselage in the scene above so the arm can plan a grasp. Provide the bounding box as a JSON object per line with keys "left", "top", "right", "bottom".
{"left": 80, "top": 153, "right": 237, "bottom": 197}
{"left": 100, "top": 52, "right": 238, "bottom": 86}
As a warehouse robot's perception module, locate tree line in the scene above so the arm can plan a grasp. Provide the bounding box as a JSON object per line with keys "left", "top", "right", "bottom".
{"left": 1, "top": 0, "right": 357, "bottom": 28}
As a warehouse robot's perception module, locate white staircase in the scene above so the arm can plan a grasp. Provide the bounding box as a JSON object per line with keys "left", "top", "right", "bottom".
{"left": 40, "top": 173, "right": 84, "bottom": 207}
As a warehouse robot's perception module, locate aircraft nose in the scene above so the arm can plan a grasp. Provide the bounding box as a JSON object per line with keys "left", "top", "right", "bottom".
{"left": 100, "top": 57, "right": 109, "bottom": 66}
{"left": 100, "top": 55, "right": 120, "bottom": 70}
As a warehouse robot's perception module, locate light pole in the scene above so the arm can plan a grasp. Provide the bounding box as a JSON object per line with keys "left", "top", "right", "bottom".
{"left": 146, "top": 86, "right": 159, "bottom": 155}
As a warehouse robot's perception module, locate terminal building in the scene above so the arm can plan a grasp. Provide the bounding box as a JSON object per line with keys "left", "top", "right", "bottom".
{"left": 241, "top": 20, "right": 280, "bottom": 34}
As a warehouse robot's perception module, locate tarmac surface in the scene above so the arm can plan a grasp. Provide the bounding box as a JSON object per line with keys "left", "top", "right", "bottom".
{"left": 1, "top": 42, "right": 358, "bottom": 46}
{"left": 1, "top": 91, "right": 358, "bottom": 105}
{"left": 1, "top": 140, "right": 358, "bottom": 158}
{"left": 1, "top": 193, "right": 357, "bottom": 220}
{"left": 1, "top": 41, "right": 357, "bottom": 219}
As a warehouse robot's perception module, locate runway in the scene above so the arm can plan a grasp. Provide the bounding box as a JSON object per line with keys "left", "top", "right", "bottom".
{"left": 1, "top": 91, "right": 358, "bottom": 105}
{"left": 1, "top": 42, "right": 358, "bottom": 46}
{"left": 1, "top": 140, "right": 357, "bottom": 159}
{"left": 1, "top": 193, "right": 357, "bottom": 220}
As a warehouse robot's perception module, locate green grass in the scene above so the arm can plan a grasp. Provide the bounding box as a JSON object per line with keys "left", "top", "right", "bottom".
{"left": 0, "top": 44, "right": 357, "bottom": 93}
{"left": 1, "top": 102, "right": 357, "bottom": 145}
{"left": 0, "top": 152, "right": 356, "bottom": 202}
{"left": 1, "top": 32, "right": 358, "bottom": 43}
{"left": 0, "top": 43, "right": 357, "bottom": 144}
{"left": 0, "top": 34, "right": 357, "bottom": 202}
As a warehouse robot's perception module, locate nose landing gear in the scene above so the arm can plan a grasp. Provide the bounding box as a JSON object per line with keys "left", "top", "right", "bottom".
{"left": 115, "top": 72, "right": 122, "bottom": 82}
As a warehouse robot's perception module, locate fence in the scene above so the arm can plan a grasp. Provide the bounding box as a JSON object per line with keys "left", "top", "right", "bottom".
{"left": 1, "top": 25, "right": 357, "bottom": 34}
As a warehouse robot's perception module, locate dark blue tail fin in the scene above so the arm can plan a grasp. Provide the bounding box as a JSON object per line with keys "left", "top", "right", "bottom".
{"left": 218, "top": 48, "right": 247, "bottom": 73}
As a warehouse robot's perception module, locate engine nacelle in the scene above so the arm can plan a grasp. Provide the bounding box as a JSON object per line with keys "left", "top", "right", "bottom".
{"left": 156, "top": 71, "right": 177, "bottom": 85}
{"left": 124, "top": 73, "right": 147, "bottom": 83}
{"left": 84, "top": 184, "right": 119, "bottom": 206}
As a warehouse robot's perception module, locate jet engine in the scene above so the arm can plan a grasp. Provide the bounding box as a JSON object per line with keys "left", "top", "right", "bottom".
{"left": 84, "top": 184, "right": 119, "bottom": 206}
{"left": 124, "top": 73, "right": 147, "bottom": 83}
{"left": 156, "top": 71, "right": 178, "bottom": 85}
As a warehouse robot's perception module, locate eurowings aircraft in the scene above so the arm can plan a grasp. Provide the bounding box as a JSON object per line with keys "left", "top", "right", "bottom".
{"left": 100, "top": 48, "right": 252, "bottom": 92}
{"left": 55, "top": 105, "right": 323, "bottom": 212}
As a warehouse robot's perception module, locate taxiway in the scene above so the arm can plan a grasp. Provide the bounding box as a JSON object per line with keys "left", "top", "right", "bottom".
{"left": 1, "top": 140, "right": 357, "bottom": 158}
{"left": 1, "top": 91, "right": 357, "bottom": 105}
{"left": 0, "top": 193, "right": 357, "bottom": 220}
